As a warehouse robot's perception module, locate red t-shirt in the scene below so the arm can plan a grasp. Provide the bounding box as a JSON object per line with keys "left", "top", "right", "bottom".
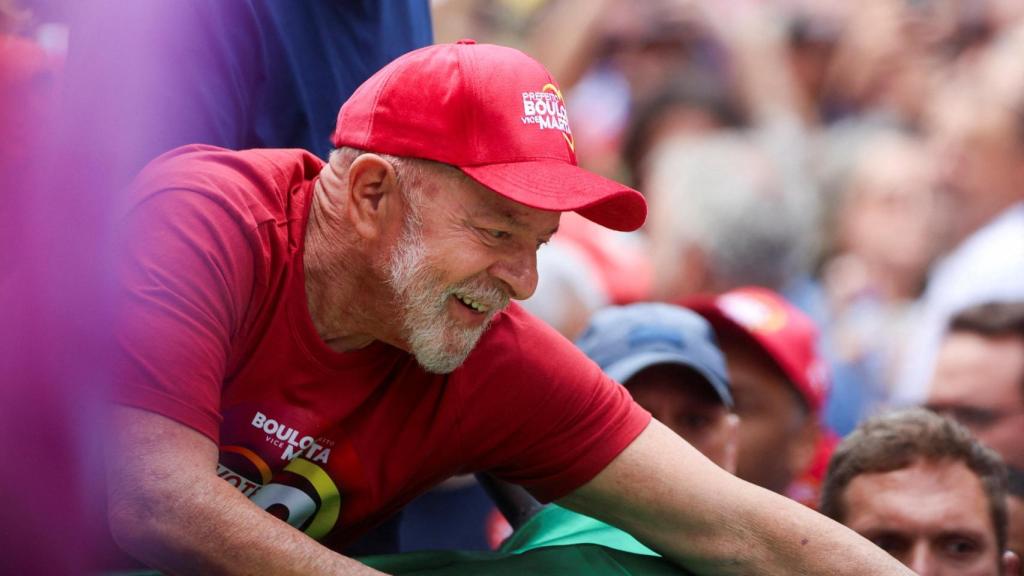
{"left": 113, "top": 145, "right": 650, "bottom": 551}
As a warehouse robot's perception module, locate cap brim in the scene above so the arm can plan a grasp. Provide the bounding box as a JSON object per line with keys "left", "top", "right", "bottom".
{"left": 682, "top": 295, "right": 806, "bottom": 408}
{"left": 461, "top": 159, "right": 647, "bottom": 232}
{"left": 681, "top": 296, "right": 767, "bottom": 357}
{"left": 603, "top": 351, "right": 733, "bottom": 408}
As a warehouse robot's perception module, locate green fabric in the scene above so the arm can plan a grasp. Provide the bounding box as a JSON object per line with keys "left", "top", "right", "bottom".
{"left": 498, "top": 505, "right": 656, "bottom": 556}
{"left": 106, "top": 506, "right": 693, "bottom": 575}
{"left": 361, "top": 506, "right": 693, "bottom": 575}
{"left": 360, "top": 545, "right": 689, "bottom": 575}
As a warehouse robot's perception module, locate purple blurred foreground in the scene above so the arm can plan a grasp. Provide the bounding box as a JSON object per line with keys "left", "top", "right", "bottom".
{"left": 1, "top": 1, "right": 112, "bottom": 571}
{"left": 2, "top": 2, "right": 241, "bottom": 572}
{"left": 2, "top": 0, "right": 433, "bottom": 570}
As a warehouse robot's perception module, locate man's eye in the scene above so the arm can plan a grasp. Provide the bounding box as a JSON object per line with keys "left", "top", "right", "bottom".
{"left": 940, "top": 536, "right": 980, "bottom": 559}
{"left": 870, "top": 535, "right": 908, "bottom": 555}
{"left": 485, "top": 229, "right": 511, "bottom": 240}
{"left": 678, "top": 414, "right": 712, "bottom": 431}
{"left": 945, "top": 406, "right": 1001, "bottom": 428}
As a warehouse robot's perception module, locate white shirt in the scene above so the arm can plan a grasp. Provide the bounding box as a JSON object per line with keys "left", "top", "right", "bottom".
{"left": 894, "top": 202, "right": 1024, "bottom": 405}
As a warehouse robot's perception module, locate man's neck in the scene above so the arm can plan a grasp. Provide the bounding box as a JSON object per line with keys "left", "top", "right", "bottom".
{"left": 303, "top": 181, "right": 393, "bottom": 353}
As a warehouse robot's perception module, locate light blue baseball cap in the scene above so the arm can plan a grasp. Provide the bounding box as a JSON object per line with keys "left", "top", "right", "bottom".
{"left": 575, "top": 302, "right": 733, "bottom": 407}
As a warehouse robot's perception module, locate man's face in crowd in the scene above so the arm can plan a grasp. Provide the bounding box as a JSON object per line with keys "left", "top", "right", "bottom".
{"left": 719, "top": 332, "right": 816, "bottom": 494}
{"left": 841, "top": 136, "right": 940, "bottom": 284}
{"left": 386, "top": 166, "right": 559, "bottom": 373}
{"left": 927, "top": 332, "right": 1024, "bottom": 469}
{"left": 625, "top": 364, "right": 738, "bottom": 473}
{"left": 840, "top": 459, "right": 1005, "bottom": 576}
{"left": 926, "top": 85, "right": 1023, "bottom": 241}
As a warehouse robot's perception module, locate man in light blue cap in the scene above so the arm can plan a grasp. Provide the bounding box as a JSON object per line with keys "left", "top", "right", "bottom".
{"left": 454, "top": 303, "right": 742, "bottom": 560}
{"left": 576, "top": 302, "right": 740, "bottom": 472}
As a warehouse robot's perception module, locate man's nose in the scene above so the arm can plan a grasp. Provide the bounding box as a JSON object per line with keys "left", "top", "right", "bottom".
{"left": 488, "top": 248, "right": 539, "bottom": 301}
{"left": 905, "top": 542, "right": 937, "bottom": 576}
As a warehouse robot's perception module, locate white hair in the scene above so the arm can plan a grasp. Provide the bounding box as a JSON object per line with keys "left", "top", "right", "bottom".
{"left": 329, "top": 146, "right": 434, "bottom": 224}
{"left": 646, "top": 131, "right": 818, "bottom": 292}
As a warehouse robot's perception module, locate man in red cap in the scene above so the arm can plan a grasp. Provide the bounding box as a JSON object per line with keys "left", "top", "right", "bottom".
{"left": 684, "top": 286, "right": 835, "bottom": 506}
{"left": 108, "top": 42, "right": 912, "bottom": 575}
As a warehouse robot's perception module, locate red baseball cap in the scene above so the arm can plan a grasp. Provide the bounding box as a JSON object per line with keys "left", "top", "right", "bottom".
{"left": 682, "top": 286, "right": 829, "bottom": 412}
{"left": 332, "top": 40, "right": 647, "bottom": 232}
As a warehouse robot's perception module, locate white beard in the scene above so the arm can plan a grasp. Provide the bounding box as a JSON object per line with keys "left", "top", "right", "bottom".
{"left": 386, "top": 222, "right": 509, "bottom": 374}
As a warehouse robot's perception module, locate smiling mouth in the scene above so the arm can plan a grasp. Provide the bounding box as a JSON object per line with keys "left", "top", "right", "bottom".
{"left": 453, "top": 293, "right": 488, "bottom": 314}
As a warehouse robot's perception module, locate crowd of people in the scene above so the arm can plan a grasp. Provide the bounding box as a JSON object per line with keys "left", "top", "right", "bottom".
{"left": 2, "top": 1, "right": 1023, "bottom": 575}
{"left": 421, "top": 1, "right": 1024, "bottom": 570}
{"left": 454, "top": 0, "right": 1024, "bottom": 427}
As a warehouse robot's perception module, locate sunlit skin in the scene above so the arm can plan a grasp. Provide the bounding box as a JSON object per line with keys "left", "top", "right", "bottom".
{"left": 304, "top": 153, "right": 559, "bottom": 362}
{"left": 841, "top": 459, "right": 1009, "bottom": 576}
{"left": 717, "top": 330, "right": 818, "bottom": 494}
{"left": 927, "top": 333, "right": 1024, "bottom": 469}
{"left": 625, "top": 364, "right": 739, "bottom": 473}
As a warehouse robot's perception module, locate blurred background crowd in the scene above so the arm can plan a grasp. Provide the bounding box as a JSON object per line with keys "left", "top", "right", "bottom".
{"left": 435, "top": 0, "right": 1024, "bottom": 562}
{"left": 2, "top": 0, "right": 1023, "bottom": 573}
{"left": 430, "top": 0, "right": 1024, "bottom": 427}
{"left": 423, "top": 0, "right": 1024, "bottom": 559}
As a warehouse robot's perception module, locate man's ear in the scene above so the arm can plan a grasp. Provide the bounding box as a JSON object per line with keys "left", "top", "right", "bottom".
{"left": 345, "top": 153, "right": 402, "bottom": 240}
{"left": 1002, "top": 549, "right": 1020, "bottom": 576}
{"left": 721, "top": 413, "right": 741, "bottom": 475}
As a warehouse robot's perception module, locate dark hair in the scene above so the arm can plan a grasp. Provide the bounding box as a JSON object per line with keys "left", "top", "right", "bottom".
{"left": 1008, "top": 466, "right": 1024, "bottom": 499}
{"left": 949, "top": 301, "right": 1024, "bottom": 340}
{"left": 621, "top": 72, "right": 747, "bottom": 190}
{"left": 949, "top": 301, "right": 1024, "bottom": 395}
{"left": 821, "top": 408, "right": 1010, "bottom": 555}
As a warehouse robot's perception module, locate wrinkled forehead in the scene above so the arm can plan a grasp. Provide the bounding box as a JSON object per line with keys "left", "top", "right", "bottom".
{"left": 445, "top": 170, "right": 561, "bottom": 231}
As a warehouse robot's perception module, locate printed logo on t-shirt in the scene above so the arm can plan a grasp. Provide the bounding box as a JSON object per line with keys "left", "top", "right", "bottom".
{"left": 217, "top": 445, "right": 271, "bottom": 497}
{"left": 250, "top": 457, "right": 342, "bottom": 540}
{"left": 521, "top": 83, "right": 575, "bottom": 152}
{"left": 250, "top": 410, "right": 332, "bottom": 463}
{"left": 216, "top": 410, "right": 345, "bottom": 541}
{"left": 216, "top": 447, "right": 343, "bottom": 541}
{"left": 215, "top": 407, "right": 374, "bottom": 542}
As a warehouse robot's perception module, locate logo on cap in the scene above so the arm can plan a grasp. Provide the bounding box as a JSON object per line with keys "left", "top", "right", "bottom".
{"left": 521, "top": 83, "right": 575, "bottom": 152}
{"left": 719, "top": 292, "right": 787, "bottom": 333}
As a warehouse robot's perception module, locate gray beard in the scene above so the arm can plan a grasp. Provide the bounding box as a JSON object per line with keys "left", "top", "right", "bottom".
{"left": 385, "top": 224, "right": 508, "bottom": 374}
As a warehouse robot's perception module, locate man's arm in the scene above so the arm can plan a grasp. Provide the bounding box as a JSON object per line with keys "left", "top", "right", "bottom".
{"left": 106, "top": 406, "right": 384, "bottom": 576}
{"left": 557, "top": 419, "right": 914, "bottom": 576}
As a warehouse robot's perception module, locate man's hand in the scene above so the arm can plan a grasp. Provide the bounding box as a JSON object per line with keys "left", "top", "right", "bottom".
{"left": 106, "top": 406, "right": 385, "bottom": 575}
{"left": 558, "top": 419, "right": 916, "bottom": 576}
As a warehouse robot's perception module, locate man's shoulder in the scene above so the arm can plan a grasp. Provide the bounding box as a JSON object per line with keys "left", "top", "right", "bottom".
{"left": 125, "top": 145, "right": 324, "bottom": 222}
{"left": 133, "top": 145, "right": 324, "bottom": 190}
{"left": 460, "top": 304, "right": 597, "bottom": 379}
{"left": 475, "top": 303, "right": 564, "bottom": 351}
